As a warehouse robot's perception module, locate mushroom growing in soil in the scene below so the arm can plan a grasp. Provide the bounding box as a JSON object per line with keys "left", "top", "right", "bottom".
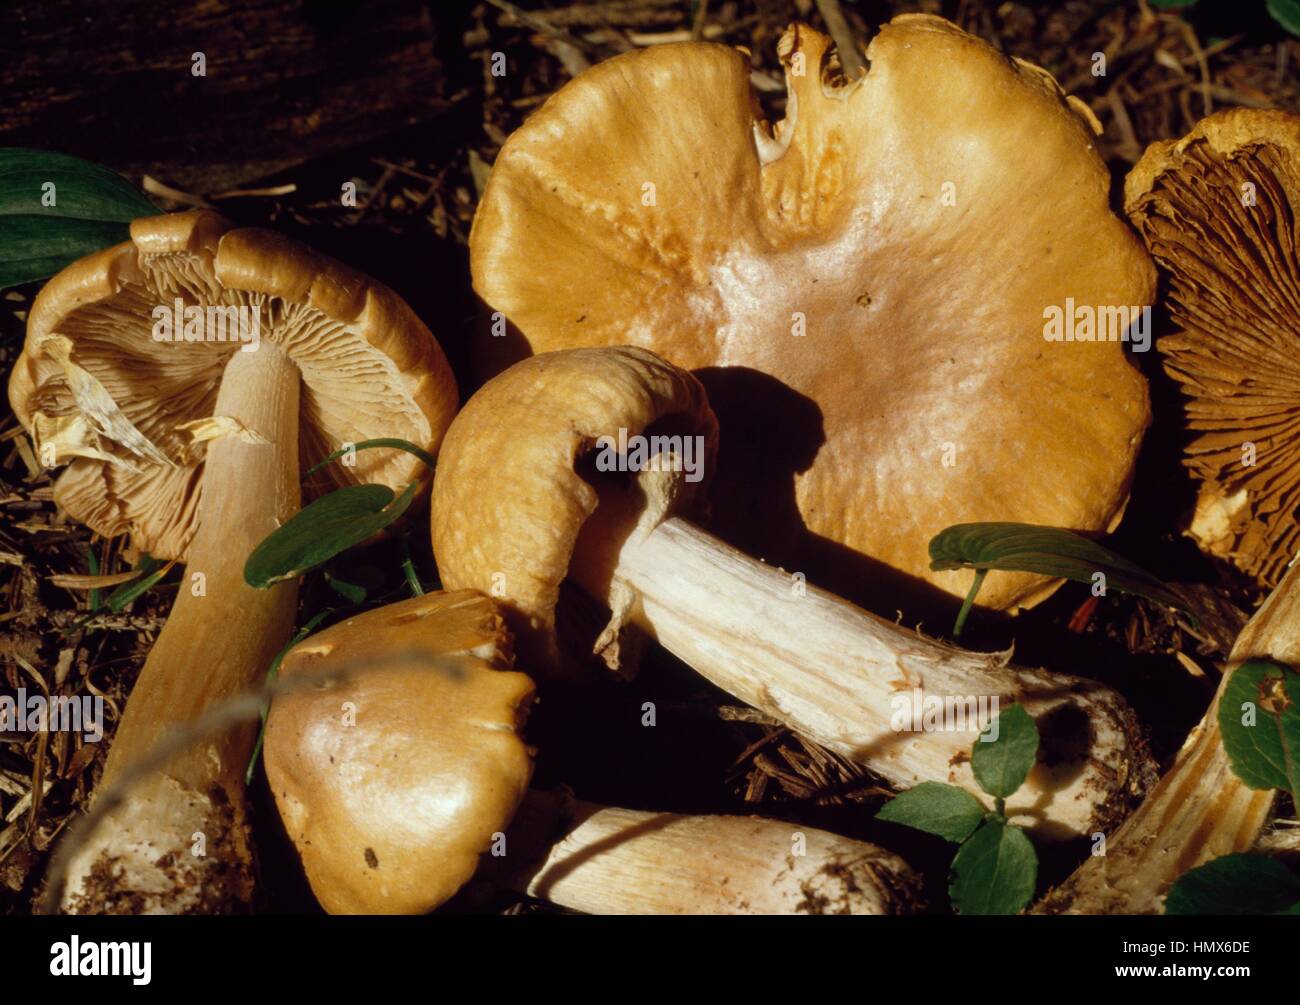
{"left": 469, "top": 13, "right": 1154, "bottom": 614}
{"left": 431, "top": 346, "right": 1155, "bottom": 840}
{"left": 264, "top": 590, "right": 924, "bottom": 915}
{"left": 1125, "top": 108, "right": 1300, "bottom": 587}
{"left": 7, "top": 210, "right": 457, "bottom": 912}
{"left": 1034, "top": 108, "right": 1300, "bottom": 913}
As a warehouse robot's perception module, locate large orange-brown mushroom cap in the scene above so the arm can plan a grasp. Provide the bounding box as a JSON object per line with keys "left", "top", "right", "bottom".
{"left": 1125, "top": 108, "right": 1300, "bottom": 586}
{"left": 8, "top": 210, "right": 458, "bottom": 559}
{"left": 470, "top": 14, "right": 1154, "bottom": 610}
{"left": 264, "top": 590, "right": 536, "bottom": 915}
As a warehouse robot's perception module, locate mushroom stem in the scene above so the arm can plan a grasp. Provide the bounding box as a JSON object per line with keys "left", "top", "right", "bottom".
{"left": 499, "top": 792, "right": 923, "bottom": 915}
{"left": 1033, "top": 561, "right": 1300, "bottom": 914}
{"left": 63, "top": 342, "right": 302, "bottom": 913}
{"left": 571, "top": 512, "right": 1154, "bottom": 841}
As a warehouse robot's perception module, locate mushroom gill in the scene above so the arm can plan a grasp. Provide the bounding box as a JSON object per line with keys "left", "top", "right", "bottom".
{"left": 11, "top": 231, "right": 438, "bottom": 560}
{"left": 1126, "top": 108, "right": 1300, "bottom": 586}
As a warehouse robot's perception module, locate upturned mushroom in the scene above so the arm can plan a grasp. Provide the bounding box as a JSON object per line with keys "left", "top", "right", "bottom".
{"left": 469, "top": 13, "right": 1154, "bottom": 613}
{"left": 1033, "top": 108, "right": 1300, "bottom": 913}
{"left": 1125, "top": 108, "right": 1300, "bottom": 587}
{"left": 264, "top": 590, "right": 923, "bottom": 915}
{"left": 8, "top": 210, "right": 457, "bottom": 912}
{"left": 431, "top": 346, "right": 1155, "bottom": 840}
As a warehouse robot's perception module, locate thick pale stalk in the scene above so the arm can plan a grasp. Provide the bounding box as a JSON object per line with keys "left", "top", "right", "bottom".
{"left": 506, "top": 796, "right": 923, "bottom": 915}
{"left": 62, "top": 344, "right": 301, "bottom": 913}
{"left": 1034, "top": 561, "right": 1300, "bottom": 914}
{"left": 572, "top": 516, "right": 1153, "bottom": 840}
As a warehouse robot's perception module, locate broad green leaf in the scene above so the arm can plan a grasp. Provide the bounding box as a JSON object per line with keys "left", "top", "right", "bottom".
{"left": 1149, "top": 0, "right": 1196, "bottom": 8}
{"left": 0, "top": 149, "right": 158, "bottom": 288}
{"left": 876, "top": 782, "right": 987, "bottom": 843}
{"left": 243, "top": 482, "right": 419, "bottom": 589}
{"left": 1165, "top": 853, "right": 1300, "bottom": 915}
{"left": 1218, "top": 659, "right": 1300, "bottom": 800}
{"left": 929, "top": 522, "right": 1190, "bottom": 613}
{"left": 1269, "top": 0, "right": 1300, "bottom": 35}
{"left": 949, "top": 818, "right": 1037, "bottom": 916}
{"left": 304, "top": 437, "right": 437, "bottom": 478}
{"left": 971, "top": 704, "right": 1039, "bottom": 799}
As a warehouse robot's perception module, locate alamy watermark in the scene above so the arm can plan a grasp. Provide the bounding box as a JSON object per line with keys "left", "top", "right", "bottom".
{"left": 50, "top": 937, "right": 151, "bottom": 985}
{"left": 594, "top": 428, "right": 706, "bottom": 483}
{"left": 1, "top": 689, "right": 104, "bottom": 742}
{"left": 1042, "top": 299, "right": 1151, "bottom": 352}
{"left": 890, "top": 689, "right": 1000, "bottom": 739}
{"left": 151, "top": 298, "right": 260, "bottom": 352}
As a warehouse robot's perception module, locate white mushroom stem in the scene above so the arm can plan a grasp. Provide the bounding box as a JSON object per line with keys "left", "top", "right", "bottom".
{"left": 501, "top": 793, "right": 922, "bottom": 915}
{"left": 571, "top": 512, "right": 1153, "bottom": 841}
{"left": 1033, "top": 561, "right": 1300, "bottom": 914}
{"left": 62, "top": 343, "right": 302, "bottom": 913}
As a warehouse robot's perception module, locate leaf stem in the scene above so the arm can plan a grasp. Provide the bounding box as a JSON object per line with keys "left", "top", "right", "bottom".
{"left": 953, "top": 569, "right": 987, "bottom": 639}
{"left": 400, "top": 533, "right": 424, "bottom": 596}
{"left": 244, "top": 608, "right": 336, "bottom": 785}
{"left": 304, "top": 438, "right": 436, "bottom": 478}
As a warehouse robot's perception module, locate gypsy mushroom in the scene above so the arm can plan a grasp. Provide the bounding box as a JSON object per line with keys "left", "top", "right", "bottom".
{"left": 469, "top": 13, "right": 1154, "bottom": 612}
{"left": 431, "top": 346, "right": 1155, "bottom": 840}
{"left": 8, "top": 210, "right": 457, "bottom": 912}
{"left": 1034, "top": 108, "right": 1300, "bottom": 913}
{"left": 1125, "top": 108, "right": 1300, "bottom": 586}
{"left": 264, "top": 590, "right": 923, "bottom": 915}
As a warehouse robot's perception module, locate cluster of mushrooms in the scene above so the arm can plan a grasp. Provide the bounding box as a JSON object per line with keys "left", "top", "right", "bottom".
{"left": 9, "top": 14, "right": 1300, "bottom": 914}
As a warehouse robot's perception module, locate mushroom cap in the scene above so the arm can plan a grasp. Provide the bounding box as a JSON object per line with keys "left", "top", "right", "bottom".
{"left": 7, "top": 210, "right": 458, "bottom": 560}
{"left": 263, "top": 590, "right": 536, "bottom": 915}
{"left": 470, "top": 14, "right": 1153, "bottom": 611}
{"left": 1125, "top": 108, "right": 1300, "bottom": 587}
{"left": 431, "top": 346, "right": 718, "bottom": 672}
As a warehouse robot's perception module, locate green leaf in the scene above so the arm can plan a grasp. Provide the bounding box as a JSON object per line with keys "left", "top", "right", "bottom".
{"left": 949, "top": 818, "right": 1037, "bottom": 916}
{"left": 1218, "top": 659, "right": 1300, "bottom": 801}
{"left": 1165, "top": 853, "right": 1300, "bottom": 915}
{"left": 929, "top": 522, "right": 1190, "bottom": 614}
{"left": 304, "top": 437, "right": 436, "bottom": 478}
{"left": 1149, "top": 0, "right": 1197, "bottom": 8}
{"left": 85, "top": 546, "right": 102, "bottom": 613}
{"left": 0, "top": 149, "right": 158, "bottom": 288}
{"left": 243, "top": 482, "right": 419, "bottom": 589}
{"left": 324, "top": 572, "right": 368, "bottom": 605}
{"left": 971, "top": 704, "right": 1039, "bottom": 800}
{"left": 105, "top": 555, "right": 169, "bottom": 613}
{"left": 876, "top": 782, "right": 987, "bottom": 843}
{"left": 1269, "top": 0, "right": 1300, "bottom": 35}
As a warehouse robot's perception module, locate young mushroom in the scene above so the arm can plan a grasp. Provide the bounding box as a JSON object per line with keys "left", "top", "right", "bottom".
{"left": 470, "top": 14, "right": 1155, "bottom": 614}
{"left": 263, "top": 590, "right": 923, "bottom": 915}
{"left": 1033, "top": 108, "right": 1300, "bottom": 913}
{"left": 431, "top": 346, "right": 1155, "bottom": 841}
{"left": 8, "top": 210, "right": 457, "bottom": 912}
